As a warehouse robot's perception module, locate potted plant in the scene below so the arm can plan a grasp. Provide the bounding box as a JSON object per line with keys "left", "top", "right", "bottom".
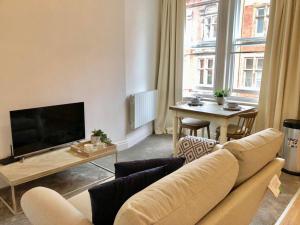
{"left": 91, "top": 129, "right": 112, "bottom": 145}
{"left": 214, "top": 89, "right": 230, "bottom": 105}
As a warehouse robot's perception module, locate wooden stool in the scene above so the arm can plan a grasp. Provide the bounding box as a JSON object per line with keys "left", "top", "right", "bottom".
{"left": 179, "top": 118, "right": 210, "bottom": 138}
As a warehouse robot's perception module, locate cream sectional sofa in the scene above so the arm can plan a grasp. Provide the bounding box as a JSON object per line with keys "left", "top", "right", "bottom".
{"left": 21, "top": 129, "right": 284, "bottom": 225}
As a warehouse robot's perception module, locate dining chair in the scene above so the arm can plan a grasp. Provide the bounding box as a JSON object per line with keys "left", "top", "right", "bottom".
{"left": 215, "top": 110, "right": 258, "bottom": 141}
{"left": 179, "top": 118, "right": 211, "bottom": 139}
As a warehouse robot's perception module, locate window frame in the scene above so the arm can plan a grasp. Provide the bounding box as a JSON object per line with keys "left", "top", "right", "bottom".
{"left": 183, "top": 0, "right": 219, "bottom": 99}
{"left": 183, "top": 0, "right": 270, "bottom": 104}
{"left": 227, "top": 0, "right": 269, "bottom": 103}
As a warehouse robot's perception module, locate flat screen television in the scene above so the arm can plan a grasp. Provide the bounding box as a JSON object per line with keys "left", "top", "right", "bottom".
{"left": 10, "top": 102, "right": 85, "bottom": 158}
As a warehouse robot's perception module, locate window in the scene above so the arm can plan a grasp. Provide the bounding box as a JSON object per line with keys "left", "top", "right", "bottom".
{"left": 203, "top": 7, "right": 218, "bottom": 40}
{"left": 183, "top": 0, "right": 270, "bottom": 102}
{"left": 242, "top": 57, "right": 263, "bottom": 89}
{"left": 255, "top": 6, "right": 270, "bottom": 37}
{"left": 198, "top": 57, "right": 215, "bottom": 87}
{"left": 256, "top": 8, "right": 265, "bottom": 35}
{"left": 230, "top": 0, "right": 270, "bottom": 100}
{"left": 183, "top": 0, "right": 219, "bottom": 97}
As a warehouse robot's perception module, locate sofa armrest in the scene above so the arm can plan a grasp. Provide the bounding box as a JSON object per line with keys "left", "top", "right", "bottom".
{"left": 197, "top": 158, "right": 285, "bottom": 225}
{"left": 21, "top": 187, "right": 92, "bottom": 225}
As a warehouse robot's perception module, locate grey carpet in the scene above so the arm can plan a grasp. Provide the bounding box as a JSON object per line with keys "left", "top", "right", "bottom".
{"left": 0, "top": 134, "right": 299, "bottom": 225}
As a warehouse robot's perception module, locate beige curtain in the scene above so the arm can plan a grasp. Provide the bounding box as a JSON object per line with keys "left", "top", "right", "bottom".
{"left": 256, "top": 0, "right": 300, "bottom": 131}
{"left": 154, "top": 0, "right": 185, "bottom": 134}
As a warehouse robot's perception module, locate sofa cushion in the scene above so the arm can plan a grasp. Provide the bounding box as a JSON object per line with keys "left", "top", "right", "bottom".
{"left": 115, "top": 157, "right": 185, "bottom": 178}
{"left": 114, "top": 149, "right": 239, "bottom": 225}
{"left": 176, "top": 136, "right": 217, "bottom": 163}
{"left": 68, "top": 191, "right": 92, "bottom": 222}
{"left": 89, "top": 166, "right": 168, "bottom": 225}
{"left": 223, "top": 128, "right": 283, "bottom": 186}
{"left": 68, "top": 177, "right": 115, "bottom": 222}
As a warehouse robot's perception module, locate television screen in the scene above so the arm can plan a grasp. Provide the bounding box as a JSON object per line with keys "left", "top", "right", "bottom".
{"left": 10, "top": 102, "right": 85, "bottom": 158}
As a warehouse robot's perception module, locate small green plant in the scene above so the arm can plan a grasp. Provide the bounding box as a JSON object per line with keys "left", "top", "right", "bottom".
{"left": 279, "top": 185, "right": 284, "bottom": 194}
{"left": 92, "top": 129, "right": 112, "bottom": 144}
{"left": 214, "top": 89, "right": 230, "bottom": 97}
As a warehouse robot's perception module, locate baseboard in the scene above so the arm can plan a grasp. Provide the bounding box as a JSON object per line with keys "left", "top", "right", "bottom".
{"left": 127, "top": 124, "right": 153, "bottom": 148}
{"left": 114, "top": 124, "right": 153, "bottom": 151}
{"left": 114, "top": 140, "right": 129, "bottom": 151}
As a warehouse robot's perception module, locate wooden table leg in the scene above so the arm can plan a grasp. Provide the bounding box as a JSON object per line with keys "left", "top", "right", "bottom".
{"left": 173, "top": 114, "right": 179, "bottom": 155}
{"left": 219, "top": 120, "right": 228, "bottom": 144}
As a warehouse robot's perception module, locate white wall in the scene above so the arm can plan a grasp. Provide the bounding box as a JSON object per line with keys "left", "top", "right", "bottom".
{"left": 124, "top": 0, "right": 161, "bottom": 147}
{"left": 125, "top": 0, "right": 160, "bottom": 94}
{"left": 0, "top": 1, "right": 161, "bottom": 189}
{"left": 0, "top": 0, "right": 161, "bottom": 160}
{"left": 0, "top": 0, "right": 127, "bottom": 159}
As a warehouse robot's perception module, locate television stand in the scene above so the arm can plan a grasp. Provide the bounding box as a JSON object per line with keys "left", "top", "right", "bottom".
{"left": 0, "top": 144, "right": 117, "bottom": 215}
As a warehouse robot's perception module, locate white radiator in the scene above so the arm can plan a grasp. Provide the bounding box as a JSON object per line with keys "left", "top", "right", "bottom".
{"left": 130, "top": 90, "right": 158, "bottom": 129}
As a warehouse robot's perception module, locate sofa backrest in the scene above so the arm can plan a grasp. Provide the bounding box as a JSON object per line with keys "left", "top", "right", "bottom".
{"left": 223, "top": 128, "right": 284, "bottom": 186}
{"left": 196, "top": 158, "right": 284, "bottom": 225}
{"left": 114, "top": 149, "right": 239, "bottom": 225}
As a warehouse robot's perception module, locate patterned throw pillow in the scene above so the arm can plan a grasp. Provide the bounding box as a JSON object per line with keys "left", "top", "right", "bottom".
{"left": 176, "top": 136, "right": 217, "bottom": 163}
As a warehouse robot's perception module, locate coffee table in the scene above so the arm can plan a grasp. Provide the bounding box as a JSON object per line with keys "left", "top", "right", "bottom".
{"left": 0, "top": 145, "right": 117, "bottom": 215}
{"left": 275, "top": 188, "right": 300, "bottom": 225}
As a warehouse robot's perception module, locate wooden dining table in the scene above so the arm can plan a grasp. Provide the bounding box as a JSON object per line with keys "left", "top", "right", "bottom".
{"left": 169, "top": 101, "right": 255, "bottom": 152}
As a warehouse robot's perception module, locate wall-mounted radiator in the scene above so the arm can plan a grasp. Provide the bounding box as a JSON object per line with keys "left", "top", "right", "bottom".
{"left": 130, "top": 90, "right": 158, "bottom": 129}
